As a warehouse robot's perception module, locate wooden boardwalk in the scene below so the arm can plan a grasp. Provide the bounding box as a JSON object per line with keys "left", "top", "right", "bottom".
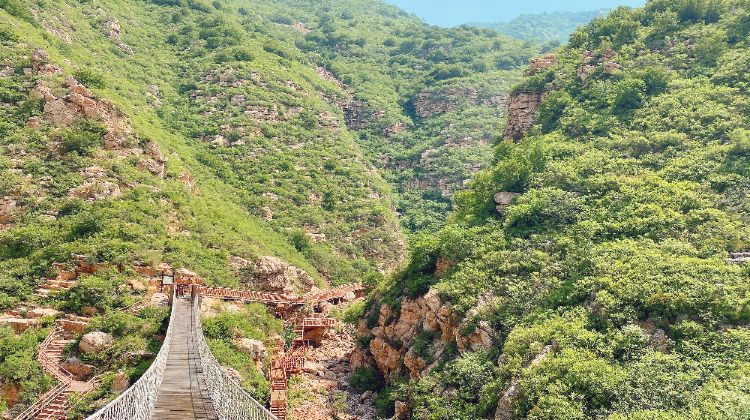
{"left": 151, "top": 298, "right": 216, "bottom": 420}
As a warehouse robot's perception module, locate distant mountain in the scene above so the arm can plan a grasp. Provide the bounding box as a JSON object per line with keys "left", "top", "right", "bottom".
{"left": 468, "top": 9, "right": 610, "bottom": 43}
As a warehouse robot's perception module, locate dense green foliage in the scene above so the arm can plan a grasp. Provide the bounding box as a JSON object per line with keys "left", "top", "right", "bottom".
{"left": 365, "top": 0, "right": 750, "bottom": 418}
{"left": 469, "top": 10, "right": 610, "bottom": 43}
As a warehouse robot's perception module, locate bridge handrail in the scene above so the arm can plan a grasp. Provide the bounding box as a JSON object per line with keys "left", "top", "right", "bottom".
{"left": 85, "top": 289, "right": 176, "bottom": 420}
{"left": 192, "top": 296, "right": 280, "bottom": 420}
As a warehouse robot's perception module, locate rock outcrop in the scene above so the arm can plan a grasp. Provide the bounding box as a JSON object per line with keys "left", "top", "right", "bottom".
{"left": 494, "top": 192, "right": 521, "bottom": 214}
{"left": 80, "top": 331, "right": 113, "bottom": 355}
{"left": 358, "top": 289, "right": 492, "bottom": 381}
{"left": 523, "top": 54, "right": 558, "bottom": 76}
{"left": 61, "top": 357, "right": 94, "bottom": 380}
{"left": 502, "top": 90, "right": 547, "bottom": 141}
{"left": 230, "top": 255, "right": 315, "bottom": 294}
{"left": 111, "top": 371, "right": 130, "bottom": 394}
{"left": 413, "top": 87, "right": 478, "bottom": 118}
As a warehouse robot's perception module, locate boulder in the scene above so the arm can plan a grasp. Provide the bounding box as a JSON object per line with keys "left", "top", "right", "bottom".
{"left": 80, "top": 332, "right": 113, "bottom": 355}
{"left": 26, "top": 116, "right": 43, "bottom": 129}
{"left": 234, "top": 338, "right": 268, "bottom": 361}
{"left": 27, "top": 308, "right": 62, "bottom": 319}
{"left": 44, "top": 99, "right": 80, "bottom": 127}
{"left": 61, "top": 357, "right": 94, "bottom": 380}
{"left": 111, "top": 371, "right": 129, "bottom": 394}
{"left": 145, "top": 142, "right": 168, "bottom": 163}
{"left": 81, "top": 306, "right": 98, "bottom": 316}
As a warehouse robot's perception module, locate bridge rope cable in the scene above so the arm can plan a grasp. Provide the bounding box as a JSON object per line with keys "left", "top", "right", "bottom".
{"left": 191, "top": 295, "right": 280, "bottom": 420}
{"left": 85, "top": 289, "right": 177, "bottom": 420}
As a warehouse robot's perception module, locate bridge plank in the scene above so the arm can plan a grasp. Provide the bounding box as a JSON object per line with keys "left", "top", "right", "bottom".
{"left": 150, "top": 298, "right": 217, "bottom": 420}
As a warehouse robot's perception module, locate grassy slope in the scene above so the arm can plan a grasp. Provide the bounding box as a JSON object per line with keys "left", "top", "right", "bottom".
{"left": 360, "top": 1, "right": 750, "bottom": 419}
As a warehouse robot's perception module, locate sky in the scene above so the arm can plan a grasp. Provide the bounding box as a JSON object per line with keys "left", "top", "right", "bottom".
{"left": 383, "top": 0, "right": 646, "bottom": 27}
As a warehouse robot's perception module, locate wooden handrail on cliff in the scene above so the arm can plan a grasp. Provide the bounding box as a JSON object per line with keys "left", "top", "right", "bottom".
{"left": 198, "top": 283, "right": 363, "bottom": 306}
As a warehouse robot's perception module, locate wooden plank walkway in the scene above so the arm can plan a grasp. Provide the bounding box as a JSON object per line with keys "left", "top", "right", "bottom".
{"left": 151, "top": 298, "right": 217, "bottom": 420}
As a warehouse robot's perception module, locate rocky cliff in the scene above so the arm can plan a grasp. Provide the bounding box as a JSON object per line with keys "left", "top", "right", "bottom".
{"left": 352, "top": 289, "right": 493, "bottom": 382}
{"left": 502, "top": 54, "right": 558, "bottom": 141}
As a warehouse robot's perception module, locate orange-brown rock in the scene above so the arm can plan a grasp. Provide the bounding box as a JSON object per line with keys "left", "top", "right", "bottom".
{"left": 111, "top": 371, "right": 129, "bottom": 394}
{"left": 523, "top": 54, "right": 558, "bottom": 76}
{"left": 61, "top": 357, "right": 94, "bottom": 380}
{"left": 502, "top": 90, "right": 547, "bottom": 141}
{"left": 403, "top": 349, "right": 425, "bottom": 380}
{"left": 178, "top": 173, "right": 200, "bottom": 195}
{"left": 0, "top": 382, "right": 22, "bottom": 407}
{"left": 369, "top": 337, "right": 401, "bottom": 380}
{"left": 0, "top": 197, "right": 18, "bottom": 224}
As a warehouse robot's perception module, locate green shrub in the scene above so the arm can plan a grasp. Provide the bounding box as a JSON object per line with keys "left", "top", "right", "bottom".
{"left": 350, "top": 366, "right": 385, "bottom": 391}
{"left": 73, "top": 69, "right": 106, "bottom": 89}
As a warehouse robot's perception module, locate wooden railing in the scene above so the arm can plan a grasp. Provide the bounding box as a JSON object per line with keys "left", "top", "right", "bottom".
{"left": 198, "top": 283, "right": 363, "bottom": 306}
{"left": 13, "top": 382, "right": 69, "bottom": 420}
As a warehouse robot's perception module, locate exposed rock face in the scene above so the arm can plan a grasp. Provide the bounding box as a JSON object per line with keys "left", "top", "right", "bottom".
{"left": 61, "top": 357, "right": 94, "bottom": 380}
{"left": 0, "top": 382, "right": 22, "bottom": 407}
{"left": 37, "top": 76, "right": 139, "bottom": 155}
{"left": 105, "top": 18, "right": 133, "bottom": 55}
{"left": 317, "top": 111, "right": 341, "bottom": 129}
{"left": 68, "top": 180, "right": 122, "bottom": 202}
{"left": 0, "top": 197, "right": 18, "bottom": 224}
{"left": 80, "top": 332, "right": 113, "bottom": 355}
{"left": 395, "top": 401, "right": 408, "bottom": 419}
{"left": 0, "top": 318, "right": 39, "bottom": 333}
{"left": 44, "top": 99, "right": 81, "bottom": 127}
{"left": 31, "top": 48, "right": 50, "bottom": 72}
{"left": 231, "top": 255, "right": 315, "bottom": 294}
{"left": 261, "top": 206, "right": 273, "bottom": 221}
{"left": 361, "top": 289, "right": 465, "bottom": 381}
{"left": 650, "top": 329, "right": 669, "bottom": 352}
{"left": 578, "top": 64, "right": 597, "bottom": 80}
{"left": 414, "top": 87, "right": 478, "bottom": 118}
{"left": 383, "top": 121, "right": 407, "bottom": 138}
{"left": 369, "top": 337, "right": 401, "bottom": 380}
{"left": 244, "top": 105, "right": 280, "bottom": 122}
{"left": 138, "top": 142, "right": 168, "bottom": 177}
{"left": 494, "top": 192, "right": 521, "bottom": 214}
{"left": 27, "top": 308, "right": 62, "bottom": 318}
{"left": 579, "top": 49, "right": 619, "bottom": 80}
{"left": 523, "top": 54, "right": 558, "bottom": 76}
{"left": 502, "top": 90, "right": 547, "bottom": 141}
{"left": 456, "top": 320, "right": 493, "bottom": 353}
{"left": 603, "top": 61, "right": 621, "bottom": 74}
{"left": 403, "top": 349, "right": 425, "bottom": 380}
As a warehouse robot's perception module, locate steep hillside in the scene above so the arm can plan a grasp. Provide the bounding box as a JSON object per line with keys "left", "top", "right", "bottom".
{"left": 469, "top": 9, "right": 610, "bottom": 43}
{"left": 353, "top": 1, "right": 750, "bottom": 419}
{"left": 0, "top": 0, "right": 545, "bottom": 416}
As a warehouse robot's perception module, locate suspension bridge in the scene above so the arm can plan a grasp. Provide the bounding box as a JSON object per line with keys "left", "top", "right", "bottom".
{"left": 16, "top": 282, "right": 364, "bottom": 420}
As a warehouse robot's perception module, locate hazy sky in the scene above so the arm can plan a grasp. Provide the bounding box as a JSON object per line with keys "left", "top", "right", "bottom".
{"left": 383, "top": 0, "right": 646, "bottom": 26}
